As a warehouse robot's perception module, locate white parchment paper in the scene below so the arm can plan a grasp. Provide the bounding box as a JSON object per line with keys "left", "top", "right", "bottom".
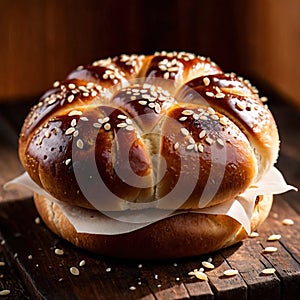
{"left": 4, "top": 167, "right": 297, "bottom": 235}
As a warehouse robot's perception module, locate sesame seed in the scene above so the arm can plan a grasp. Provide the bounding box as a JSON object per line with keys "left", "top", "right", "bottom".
{"left": 193, "top": 113, "right": 199, "bottom": 120}
{"left": 263, "top": 247, "right": 278, "bottom": 253}
{"left": 102, "top": 117, "right": 110, "bottom": 124}
{"left": 79, "top": 260, "right": 86, "bottom": 267}
{"left": 219, "top": 116, "right": 228, "bottom": 126}
{"left": 70, "top": 266, "right": 80, "bottom": 276}
{"left": 53, "top": 81, "right": 60, "bottom": 88}
{"left": 194, "top": 271, "right": 208, "bottom": 281}
{"left": 182, "top": 109, "right": 194, "bottom": 116}
{"left": 76, "top": 139, "right": 84, "bottom": 149}
{"left": 223, "top": 269, "right": 239, "bottom": 276}
{"left": 249, "top": 231, "right": 259, "bottom": 238}
{"left": 267, "top": 234, "right": 281, "bottom": 241}
{"left": 138, "top": 100, "right": 147, "bottom": 105}
{"left": 125, "top": 118, "right": 133, "bottom": 125}
{"left": 106, "top": 267, "right": 111, "bottom": 272}
{"left": 65, "top": 127, "right": 76, "bottom": 135}
{"left": 157, "top": 284, "right": 162, "bottom": 288}
{"left": 138, "top": 264, "right": 142, "bottom": 268}
{"left": 215, "top": 86, "right": 222, "bottom": 93}
{"left": 44, "top": 131, "right": 50, "bottom": 138}
{"left": 198, "top": 144, "right": 204, "bottom": 152}
{"left": 168, "top": 66, "right": 179, "bottom": 72}
{"left": 236, "top": 102, "right": 246, "bottom": 111}
{"left": 117, "top": 123, "right": 127, "bottom": 128}
{"left": 93, "top": 123, "right": 102, "bottom": 129}
{"left": 282, "top": 218, "right": 294, "bottom": 225}
{"left": 86, "top": 82, "right": 94, "bottom": 89}
{"left": 0, "top": 290, "right": 10, "bottom": 296}
{"left": 0, "top": 262, "right": 5, "bottom": 267}
{"left": 129, "top": 286, "right": 136, "bottom": 291}
{"left": 65, "top": 159, "right": 71, "bottom": 166}
{"left": 91, "top": 91, "right": 98, "bottom": 97}
{"left": 174, "top": 142, "right": 179, "bottom": 150}
{"left": 148, "top": 102, "right": 155, "bottom": 108}
{"left": 78, "top": 86, "right": 89, "bottom": 92}
{"left": 217, "top": 138, "right": 224, "bottom": 146}
{"left": 179, "top": 116, "right": 187, "bottom": 122}
{"left": 154, "top": 103, "right": 161, "bottom": 114}
{"left": 71, "top": 119, "right": 77, "bottom": 127}
{"left": 55, "top": 248, "right": 64, "bottom": 255}
{"left": 188, "top": 137, "right": 195, "bottom": 144}
{"left": 28, "top": 255, "right": 32, "bottom": 259}
{"left": 211, "top": 114, "right": 219, "bottom": 120}
{"left": 262, "top": 268, "right": 276, "bottom": 275}
{"left": 199, "top": 130, "right": 206, "bottom": 139}
{"left": 67, "top": 95, "right": 75, "bottom": 103}
{"left": 206, "top": 92, "right": 215, "bottom": 97}
{"left": 186, "top": 144, "right": 194, "bottom": 150}
{"left": 34, "top": 217, "right": 40, "bottom": 224}
{"left": 216, "top": 93, "right": 225, "bottom": 99}
{"left": 68, "top": 83, "right": 76, "bottom": 89}
{"left": 163, "top": 72, "right": 170, "bottom": 79}
{"left": 68, "top": 110, "right": 82, "bottom": 116}
{"left": 207, "top": 107, "right": 215, "bottom": 114}
{"left": 202, "top": 261, "right": 215, "bottom": 269}
{"left": 126, "top": 125, "right": 134, "bottom": 131}
{"left": 117, "top": 114, "right": 127, "bottom": 119}
{"left": 203, "top": 77, "right": 210, "bottom": 86}
{"left": 180, "top": 128, "right": 189, "bottom": 136}
{"left": 261, "top": 96, "right": 268, "bottom": 102}
{"left": 176, "top": 277, "right": 180, "bottom": 281}
{"left": 205, "top": 137, "right": 214, "bottom": 145}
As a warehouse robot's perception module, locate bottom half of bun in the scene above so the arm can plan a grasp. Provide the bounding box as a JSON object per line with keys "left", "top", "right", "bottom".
{"left": 33, "top": 193, "right": 273, "bottom": 260}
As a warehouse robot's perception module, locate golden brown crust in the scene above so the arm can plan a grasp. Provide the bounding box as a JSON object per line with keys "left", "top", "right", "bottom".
{"left": 19, "top": 51, "right": 279, "bottom": 210}
{"left": 34, "top": 193, "right": 273, "bottom": 260}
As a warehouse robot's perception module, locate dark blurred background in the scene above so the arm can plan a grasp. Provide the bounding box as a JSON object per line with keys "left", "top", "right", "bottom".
{"left": 0, "top": 0, "right": 299, "bottom": 109}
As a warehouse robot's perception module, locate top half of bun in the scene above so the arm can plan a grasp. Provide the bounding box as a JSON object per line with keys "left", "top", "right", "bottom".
{"left": 19, "top": 51, "right": 279, "bottom": 210}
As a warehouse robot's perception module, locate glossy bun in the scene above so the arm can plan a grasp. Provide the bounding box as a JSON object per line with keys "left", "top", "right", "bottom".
{"left": 19, "top": 51, "right": 279, "bottom": 211}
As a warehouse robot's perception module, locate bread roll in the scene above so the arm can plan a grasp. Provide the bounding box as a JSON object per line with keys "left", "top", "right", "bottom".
{"left": 34, "top": 193, "right": 273, "bottom": 260}
{"left": 19, "top": 51, "right": 279, "bottom": 211}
